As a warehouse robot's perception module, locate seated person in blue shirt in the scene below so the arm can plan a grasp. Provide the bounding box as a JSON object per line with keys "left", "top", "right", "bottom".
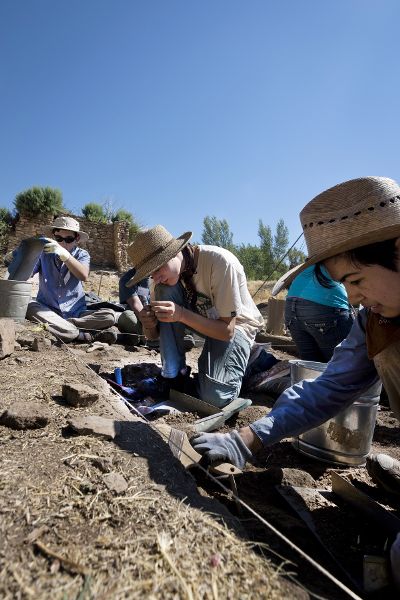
{"left": 284, "top": 264, "right": 354, "bottom": 362}
{"left": 26, "top": 216, "right": 118, "bottom": 344}
{"left": 191, "top": 177, "right": 400, "bottom": 498}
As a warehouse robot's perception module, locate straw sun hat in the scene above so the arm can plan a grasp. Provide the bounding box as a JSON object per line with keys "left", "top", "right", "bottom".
{"left": 126, "top": 225, "right": 192, "bottom": 287}
{"left": 272, "top": 176, "right": 400, "bottom": 295}
{"left": 44, "top": 216, "right": 89, "bottom": 242}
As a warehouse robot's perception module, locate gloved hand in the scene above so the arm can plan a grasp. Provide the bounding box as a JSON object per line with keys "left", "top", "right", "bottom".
{"left": 190, "top": 430, "right": 253, "bottom": 469}
{"left": 43, "top": 239, "right": 71, "bottom": 262}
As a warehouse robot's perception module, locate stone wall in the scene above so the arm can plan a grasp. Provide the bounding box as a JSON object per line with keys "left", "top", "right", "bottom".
{"left": 7, "top": 214, "right": 130, "bottom": 272}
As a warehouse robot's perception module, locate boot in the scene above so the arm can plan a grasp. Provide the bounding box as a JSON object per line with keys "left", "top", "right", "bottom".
{"left": 366, "top": 453, "right": 400, "bottom": 495}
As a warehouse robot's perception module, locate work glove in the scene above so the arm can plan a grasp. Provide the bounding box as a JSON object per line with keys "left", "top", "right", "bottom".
{"left": 43, "top": 239, "right": 71, "bottom": 262}
{"left": 190, "top": 431, "right": 253, "bottom": 470}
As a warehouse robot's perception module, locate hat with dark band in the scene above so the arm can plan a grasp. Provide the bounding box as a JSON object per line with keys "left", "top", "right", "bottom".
{"left": 272, "top": 176, "right": 400, "bottom": 296}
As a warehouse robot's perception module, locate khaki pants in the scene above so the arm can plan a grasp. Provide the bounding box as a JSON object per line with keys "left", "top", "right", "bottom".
{"left": 26, "top": 300, "right": 117, "bottom": 343}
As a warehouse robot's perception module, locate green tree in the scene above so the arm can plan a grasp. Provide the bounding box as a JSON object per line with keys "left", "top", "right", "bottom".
{"left": 234, "top": 243, "right": 264, "bottom": 280}
{"left": 257, "top": 219, "right": 273, "bottom": 276}
{"left": 273, "top": 219, "right": 289, "bottom": 263}
{"left": 287, "top": 247, "right": 307, "bottom": 268}
{"left": 111, "top": 209, "right": 141, "bottom": 241}
{"left": 14, "top": 186, "right": 64, "bottom": 217}
{"left": 81, "top": 202, "right": 107, "bottom": 223}
{"left": 201, "top": 216, "right": 234, "bottom": 249}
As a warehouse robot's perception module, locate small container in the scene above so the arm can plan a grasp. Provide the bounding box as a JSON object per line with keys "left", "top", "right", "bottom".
{"left": 114, "top": 368, "right": 123, "bottom": 385}
{"left": 290, "top": 360, "right": 381, "bottom": 466}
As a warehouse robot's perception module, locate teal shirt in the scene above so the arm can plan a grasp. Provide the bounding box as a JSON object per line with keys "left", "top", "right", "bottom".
{"left": 287, "top": 265, "right": 350, "bottom": 309}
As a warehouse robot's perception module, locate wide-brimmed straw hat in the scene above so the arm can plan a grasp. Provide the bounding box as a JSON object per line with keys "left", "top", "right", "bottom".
{"left": 126, "top": 225, "right": 192, "bottom": 287}
{"left": 272, "top": 176, "right": 400, "bottom": 296}
{"left": 44, "top": 216, "right": 89, "bottom": 242}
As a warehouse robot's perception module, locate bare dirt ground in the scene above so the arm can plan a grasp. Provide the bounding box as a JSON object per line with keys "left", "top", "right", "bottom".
{"left": 1, "top": 269, "right": 400, "bottom": 599}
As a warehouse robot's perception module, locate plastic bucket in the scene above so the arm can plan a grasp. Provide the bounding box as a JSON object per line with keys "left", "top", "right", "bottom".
{"left": 290, "top": 360, "right": 381, "bottom": 466}
{"left": 0, "top": 280, "right": 32, "bottom": 322}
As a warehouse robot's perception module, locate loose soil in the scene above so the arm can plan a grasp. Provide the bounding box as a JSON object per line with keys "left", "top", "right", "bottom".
{"left": 1, "top": 269, "right": 399, "bottom": 599}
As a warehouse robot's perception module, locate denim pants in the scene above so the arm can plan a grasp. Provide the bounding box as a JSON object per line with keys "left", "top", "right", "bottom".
{"left": 285, "top": 297, "right": 354, "bottom": 362}
{"left": 155, "top": 282, "right": 251, "bottom": 407}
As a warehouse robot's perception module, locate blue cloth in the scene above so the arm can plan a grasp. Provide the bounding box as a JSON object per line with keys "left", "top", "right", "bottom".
{"left": 250, "top": 308, "right": 380, "bottom": 446}
{"left": 119, "top": 268, "right": 150, "bottom": 304}
{"left": 287, "top": 265, "right": 350, "bottom": 309}
{"left": 32, "top": 247, "right": 90, "bottom": 318}
{"left": 285, "top": 297, "right": 354, "bottom": 362}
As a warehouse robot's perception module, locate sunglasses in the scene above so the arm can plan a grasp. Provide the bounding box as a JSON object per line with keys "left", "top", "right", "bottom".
{"left": 54, "top": 234, "right": 77, "bottom": 244}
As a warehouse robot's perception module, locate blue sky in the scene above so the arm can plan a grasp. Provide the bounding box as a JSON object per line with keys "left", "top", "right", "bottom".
{"left": 1, "top": 1, "right": 399, "bottom": 248}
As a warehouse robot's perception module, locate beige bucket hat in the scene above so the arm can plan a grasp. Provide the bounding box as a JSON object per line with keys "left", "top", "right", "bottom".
{"left": 272, "top": 176, "right": 400, "bottom": 296}
{"left": 44, "top": 216, "right": 89, "bottom": 242}
{"left": 126, "top": 225, "right": 192, "bottom": 287}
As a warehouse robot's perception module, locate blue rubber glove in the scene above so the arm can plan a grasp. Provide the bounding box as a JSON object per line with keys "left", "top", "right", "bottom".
{"left": 190, "top": 431, "right": 253, "bottom": 469}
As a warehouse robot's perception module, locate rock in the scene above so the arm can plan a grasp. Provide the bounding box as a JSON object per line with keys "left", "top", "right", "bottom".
{"left": 91, "top": 456, "right": 113, "bottom": 473}
{"left": 16, "top": 331, "right": 35, "bottom": 348}
{"left": 32, "top": 337, "right": 52, "bottom": 352}
{"left": 0, "top": 319, "right": 15, "bottom": 358}
{"left": 0, "top": 401, "right": 50, "bottom": 430}
{"left": 62, "top": 383, "right": 100, "bottom": 407}
{"left": 15, "top": 356, "right": 31, "bottom": 365}
{"left": 67, "top": 416, "right": 121, "bottom": 440}
{"left": 264, "top": 467, "right": 317, "bottom": 488}
{"left": 103, "top": 472, "right": 128, "bottom": 493}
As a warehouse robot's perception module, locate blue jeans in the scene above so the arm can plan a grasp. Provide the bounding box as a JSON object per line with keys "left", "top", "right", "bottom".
{"left": 155, "top": 282, "right": 251, "bottom": 407}
{"left": 285, "top": 297, "right": 354, "bottom": 362}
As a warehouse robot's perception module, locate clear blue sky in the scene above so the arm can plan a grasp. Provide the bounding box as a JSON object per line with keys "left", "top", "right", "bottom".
{"left": 1, "top": 1, "right": 399, "bottom": 248}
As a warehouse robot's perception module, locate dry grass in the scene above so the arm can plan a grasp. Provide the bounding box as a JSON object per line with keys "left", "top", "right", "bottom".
{"left": 0, "top": 341, "right": 300, "bottom": 599}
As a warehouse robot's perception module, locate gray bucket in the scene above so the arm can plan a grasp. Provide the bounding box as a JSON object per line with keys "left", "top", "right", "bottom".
{"left": 0, "top": 280, "right": 32, "bottom": 322}
{"left": 290, "top": 359, "right": 381, "bottom": 466}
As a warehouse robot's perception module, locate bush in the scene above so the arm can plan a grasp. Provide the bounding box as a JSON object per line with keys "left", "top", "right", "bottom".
{"left": 0, "top": 207, "right": 12, "bottom": 253}
{"left": 111, "top": 209, "right": 140, "bottom": 241}
{"left": 81, "top": 203, "right": 107, "bottom": 223}
{"left": 14, "top": 186, "right": 64, "bottom": 217}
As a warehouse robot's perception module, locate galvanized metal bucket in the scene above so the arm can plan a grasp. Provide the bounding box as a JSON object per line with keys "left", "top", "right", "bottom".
{"left": 290, "top": 360, "right": 381, "bottom": 466}
{"left": 0, "top": 280, "right": 32, "bottom": 322}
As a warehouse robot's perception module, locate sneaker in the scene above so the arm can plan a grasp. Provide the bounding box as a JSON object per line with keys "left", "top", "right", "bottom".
{"left": 92, "top": 328, "right": 118, "bottom": 345}
{"left": 366, "top": 453, "right": 400, "bottom": 495}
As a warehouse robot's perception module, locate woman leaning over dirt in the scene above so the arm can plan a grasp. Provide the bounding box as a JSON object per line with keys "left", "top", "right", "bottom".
{"left": 193, "top": 177, "right": 400, "bottom": 494}
{"left": 190, "top": 176, "right": 400, "bottom": 588}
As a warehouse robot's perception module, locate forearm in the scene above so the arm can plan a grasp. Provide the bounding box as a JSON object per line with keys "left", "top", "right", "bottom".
{"left": 127, "top": 295, "right": 144, "bottom": 319}
{"left": 250, "top": 313, "right": 379, "bottom": 447}
{"left": 179, "top": 307, "right": 235, "bottom": 341}
{"left": 65, "top": 256, "right": 89, "bottom": 281}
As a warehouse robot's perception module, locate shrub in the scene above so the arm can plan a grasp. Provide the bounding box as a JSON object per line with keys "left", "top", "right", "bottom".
{"left": 111, "top": 209, "right": 140, "bottom": 241}
{"left": 81, "top": 203, "right": 107, "bottom": 223}
{"left": 0, "top": 207, "right": 12, "bottom": 253}
{"left": 14, "top": 186, "right": 64, "bottom": 217}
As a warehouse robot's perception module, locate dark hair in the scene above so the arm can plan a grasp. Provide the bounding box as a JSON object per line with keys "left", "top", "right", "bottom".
{"left": 314, "top": 263, "right": 334, "bottom": 288}
{"left": 316, "top": 237, "right": 399, "bottom": 282}
{"left": 343, "top": 237, "right": 399, "bottom": 271}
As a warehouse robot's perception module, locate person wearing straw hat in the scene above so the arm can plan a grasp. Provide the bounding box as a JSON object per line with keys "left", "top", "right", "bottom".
{"left": 25, "top": 216, "right": 119, "bottom": 344}
{"left": 191, "top": 176, "right": 400, "bottom": 496}
{"left": 126, "top": 225, "right": 264, "bottom": 407}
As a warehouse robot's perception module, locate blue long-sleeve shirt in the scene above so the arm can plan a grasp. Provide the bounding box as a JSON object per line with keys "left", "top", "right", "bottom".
{"left": 250, "top": 309, "right": 380, "bottom": 445}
